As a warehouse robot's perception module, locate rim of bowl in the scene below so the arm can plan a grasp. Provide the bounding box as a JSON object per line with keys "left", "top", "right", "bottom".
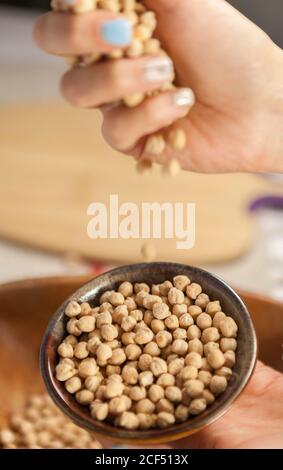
{"left": 40, "top": 262, "right": 257, "bottom": 443}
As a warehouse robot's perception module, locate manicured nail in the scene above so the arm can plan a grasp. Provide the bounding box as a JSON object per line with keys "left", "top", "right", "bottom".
{"left": 174, "top": 88, "right": 195, "bottom": 107}
{"left": 143, "top": 57, "right": 174, "bottom": 82}
{"left": 101, "top": 19, "right": 132, "bottom": 46}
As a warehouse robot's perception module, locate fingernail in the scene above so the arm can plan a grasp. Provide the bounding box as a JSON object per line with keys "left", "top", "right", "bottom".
{"left": 143, "top": 57, "right": 174, "bottom": 82}
{"left": 173, "top": 88, "right": 195, "bottom": 107}
{"left": 101, "top": 19, "right": 132, "bottom": 46}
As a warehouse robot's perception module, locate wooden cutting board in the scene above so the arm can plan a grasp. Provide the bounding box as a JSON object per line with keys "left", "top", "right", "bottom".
{"left": 0, "top": 102, "right": 275, "bottom": 265}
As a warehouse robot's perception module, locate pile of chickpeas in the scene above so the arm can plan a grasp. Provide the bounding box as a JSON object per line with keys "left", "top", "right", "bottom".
{"left": 0, "top": 394, "right": 102, "bottom": 449}
{"left": 55, "top": 276, "right": 238, "bottom": 431}
{"left": 51, "top": 0, "right": 190, "bottom": 174}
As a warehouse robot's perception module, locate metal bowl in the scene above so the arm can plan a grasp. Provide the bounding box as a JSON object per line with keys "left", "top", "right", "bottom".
{"left": 40, "top": 262, "right": 257, "bottom": 445}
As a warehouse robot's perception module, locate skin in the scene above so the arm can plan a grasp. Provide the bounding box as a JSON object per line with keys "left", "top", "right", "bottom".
{"left": 171, "top": 362, "right": 283, "bottom": 449}
{"left": 34, "top": 0, "right": 283, "bottom": 173}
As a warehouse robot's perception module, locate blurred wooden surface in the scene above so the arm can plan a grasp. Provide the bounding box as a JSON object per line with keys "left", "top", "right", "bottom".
{"left": 0, "top": 103, "right": 279, "bottom": 265}
{"left": 0, "top": 275, "right": 282, "bottom": 427}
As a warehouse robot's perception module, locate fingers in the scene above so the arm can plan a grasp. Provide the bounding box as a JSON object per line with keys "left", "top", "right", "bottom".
{"left": 101, "top": 88, "right": 195, "bottom": 152}
{"left": 33, "top": 10, "right": 132, "bottom": 55}
{"left": 61, "top": 55, "right": 174, "bottom": 108}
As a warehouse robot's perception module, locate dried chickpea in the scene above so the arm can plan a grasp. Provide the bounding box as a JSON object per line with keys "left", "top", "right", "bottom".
{"left": 175, "top": 404, "right": 190, "bottom": 422}
{"left": 63, "top": 335, "right": 78, "bottom": 347}
{"left": 137, "top": 414, "right": 155, "bottom": 430}
{"left": 100, "top": 324, "right": 118, "bottom": 342}
{"left": 172, "top": 339, "right": 188, "bottom": 355}
{"left": 150, "top": 357, "right": 168, "bottom": 377}
{"left": 216, "top": 367, "right": 232, "bottom": 379}
{"left": 85, "top": 375, "right": 102, "bottom": 393}
{"left": 172, "top": 304, "right": 187, "bottom": 317}
{"left": 105, "top": 381, "right": 124, "bottom": 399}
{"left": 203, "top": 341, "right": 220, "bottom": 357}
{"left": 96, "top": 311, "right": 112, "bottom": 328}
{"left": 165, "top": 386, "right": 182, "bottom": 403}
{"left": 188, "top": 305, "right": 203, "bottom": 320}
{"left": 220, "top": 338, "right": 237, "bottom": 352}
{"left": 143, "top": 295, "right": 162, "bottom": 310}
{"left": 90, "top": 402, "right": 109, "bottom": 421}
{"left": 57, "top": 342, "right": 73, "bottom": 359}
{"left": 66, "top": 318, "right": 81, "bottom": 336}
{"left": 196, "top": 313, "right": 212, "bottom": 330}
{"left": 173, "top": 328, "right": 187, "bottom": 340}
{"left": 110, "top": 292, "right": 124, "bottom": 307}
{"left": 65, "top": 301, "right": 81, "bottom": 318}
{"left": 210, "top": 375, "right": 228, "bottom": 395}
{"left": 219, "top": 317, "right": 238, "bottom": 338}
{"left": 130, "top": 309, "right": 143, "bottom": 322}
{"left": 187, "top": 325, "right": 201, "bottom": 340}
{"left": 135, "top": 327, "right": 154, "bottom": 345}
{"left": 186, "top": 283, "right": 202, "bottom": 300}
{"left": 156, "top": 412, "right": 175, "bottom": 429}
{"left": 119, "top": 412, "right": 139, "bottom": 430}
{"left": 143, "top": 341, "right": 160, "bottom": 356}
{"left": 168, "top": 358, "right": 184, "bottom": 375}
{"left": 65, "top": 376, "right": 82, "bottom": 394}
{"left": 138, "top": 353, "right": 152, "bottom": 371}
{"left": 109, "top": 348, "right": 127, "bottom": 365}
{"left": 197, "top": 371, "right": 212, "bottom": 387}
{"left": 202, "top": 389, "right": 215, "bottom": 405}
{"left": 125, "top": 344, "right": 142, "bottom": 360}
{"left": 165, "top": 315, "right": 179, "bottom": 330}
{"left": 207, "top": 350, "right": 225, "bottom": 369}
{"left": 112, "top": 305, "right": 128, "bottom": 325}
{"left": 74, "top": 341, "right": 89, "bottom": 359}
{"left": 195, "top": 293, "right": 210, "bottom": 309}
{"left": 184, "top": 379, "right": 204, "bottom": 398}
{"left": 134, "top": 282, "right": 150, "bottom": 294}
{"left": 152, "top": 302, "right": 170, "bottom": 320}
{"left": 159, "top": 281, "right": 173, "bottom": 296}
{"left": 129, "top": 386, "right": 146, "bottom": 401}
{"left": 124, "top": 297, "right": 137, "bottom": 312}
{"left": 189, "top": 398, "right": 207, "bottom": 415}
{"left": 173, "top": 275, "right": 191, "bottom": 291}
{"left": 168, "top": 287, "right": 185, "bottom": 305}
{"left": 148, "top": 384, "right": 164, "bottom": 403}
{"left": 179, "top": 313, "right": 194, "bottom": 329}
{"left": 143, "top": 310, "right": 153, "bottom": 325}
{"left": 136, "top": 398, "right": 155, "bottom": 414}
{"left": 178, "top": 366, "right": 198, "bottom": 382}
{"left": 139, "top": 371, "right": 154, "bottom": 387}
{"left": 118, "top": 281, "right": 133, "bottom": 297}
{"left": 121, "top": 331, "right": 136, "bottom": 345}
{"left": 156, "top": 330, "right": 172, "bottom": 349}
{"left": 75, "top": 390, "right": 94, "bottom": 405}
{"left": 224, "top": 350, "right": 236, "bottom": 368}
{"left": 201, "top": 327, "right": 220, "bottom": 344}
{"left": 206, "top": 301, "right": 221, "bottom": 316}
{"left": 212, "top": 311, "right": 226, "bottom": 329}
{"left": 151, "top": 319, "right": 165, "bottom": 333}
{"left": 121, "top": 316, "right": 136, "bottom": 332}
{"left": 200, "top": 357, "right": 213, "bottom": 372}
{"left": 121, "top": 365, "right": 139, "bottom": 385}
{"left": 156, "top": 373, "right": 175, "bottom": 387}
{"left": 96, "top": 344, "right": 112, "bottom": 362}
{"left": 185, "top": 352, "right": 202, "bottom": 369}
{"left": 156, "top": 398, "right": 174, "bottom": 414}
{"left": 78, "top": 358, "right": 98, "bottom": 378}
{"left": 188, "top": 338, "right": 203, "bottom": 355}
{"left": 109, "top": 395, "right": 132, "bottom": 415}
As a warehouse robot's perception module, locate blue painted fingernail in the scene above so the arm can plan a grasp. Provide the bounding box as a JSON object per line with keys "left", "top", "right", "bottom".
{"left": 101, "top": 19, "right": 132, "bottom": 46}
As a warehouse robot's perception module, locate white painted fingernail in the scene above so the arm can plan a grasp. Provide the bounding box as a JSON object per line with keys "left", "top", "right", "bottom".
{"left": 143, "top": 57, "right": 174, "bottom": 82}
{"left": 174, "top": 88, "right": 195, "bottom": 107}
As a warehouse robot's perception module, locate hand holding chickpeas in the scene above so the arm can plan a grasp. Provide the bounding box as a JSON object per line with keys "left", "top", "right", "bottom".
{"left": 34, "top": 0, "right": 283, "bottom": 173}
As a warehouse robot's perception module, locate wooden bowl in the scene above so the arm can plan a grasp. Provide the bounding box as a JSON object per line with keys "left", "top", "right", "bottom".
{"left": 40, "top": 263, "right": 257, "bottom": 445}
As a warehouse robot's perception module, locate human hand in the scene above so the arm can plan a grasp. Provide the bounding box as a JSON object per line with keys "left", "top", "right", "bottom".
{"left": 171, "top": 362, "right": 283, "bottom": 449}
{"left": 34, "top": 0, "right": 283, "bottom": 173}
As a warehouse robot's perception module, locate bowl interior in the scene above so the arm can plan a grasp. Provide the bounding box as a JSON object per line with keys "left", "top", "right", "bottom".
{"left": 40, "top": 263, "right": 257, "bottom": 443}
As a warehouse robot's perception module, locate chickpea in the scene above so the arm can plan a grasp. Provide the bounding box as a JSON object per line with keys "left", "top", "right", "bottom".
{"left": 112, "top": 305, "right": 128, "bottom": 325}
{"left": 152, "top": 302, "right": 170, "bottom": 320}
{"left": 189, "top": 398, "right": 207, "bottom": 415}
{"left": 65, "top": 376, "right": 82, "bottom": 394}
{"left": 178, "top": 366, "right": 198, "bottom": 382}
{"left": 165, "top": 315, "right": 179, "bottom": 330}
{"left": 156, "top": 330, "right": 173, "bottom": 349}
{"left": 172, "top": 304, "right": 187, "bottom": 317}
{"left": 168, "top": 287, "right": 185, "bottom": 305}
{"left": 135, "top": 327, "right": 154, "bottom": 345}
{"left": 143, "top": 310, "right": 153, "bottom": 325}
{"left": 65, "top": 301, "right": 81, "bottom": 318}
{"left": 129, "top": 386, "right": 146, "bottom": 401}
{"left": 156, "top": 412, "right": 175, "bottom": 429}
{"left": 109, "top": 348, "right": 127, "bottom": 365}
{"left": 105, "top": 381, "right": 124, "bottom": 399}
{"left": 165, "top": 386, "right": 182, "bottom": 403}
{"left": 171, "top": 339, "right": 188, "bottom": 355}
{"left": 203, "top": 341, "right": 220, "bottom": 357}
{"left": 134, "top": 283, "right": 150, "bottom": 293}
{"left": 220, "top": 338, "right": 237, "bottom": 352}
{"left": 184, "top": 380, "right": 204, "bottom": 398}
{"left": 219, "top": 317, "right": 238, "bottom": 338}
{"left": 151, "top": 319, "right": 165, "bottom": 333}
{"left": 136, "top": 398, "right": 155, "bottom": 414}
{"left": 124, "top": 297, "right": 137, "bottom": 312}
{"left": 96, "top": 344, "right": 112, "bottom": 362}
{"left": 216, "top": 366, "right": 233, "bottom": 379}
{"left": 150, "top": 357, "right": 168, "bottom": 377}
{"left": 130, "top": 309, "right": 143, "bottom": 322}
{"left": 195, "top": 293, "right": 210, "bottom": 309}
{"left": 156, "top": 373, "right": 175, "bottom": 387}
{"left": 139, "top": 371, "right": 154, "bottom": 387}
{"left": 74, "top": 341, "right": 89, "bottom": 359}
{"left": 100, "top": 324, "right": 118, "bottom": 342}
{"left": 197, "top": 371, "right": 212, "bottom": 387}
{"left": 201, "top": 327, "right": 220, "bottom": 344}
{"left": 121, "top": 316, "right": 136, "bottom": 332}
{"left": 90, "top": 402, "right": 109, "bottom": 421}
{"left": 96, "top": 311, "right": 112, "bottom": 328}
{"left": 75, "top": 390, "right": 94, "bottom": 405}
{"left": 206, "top": 301, "right": 221, "bottom": 316}
{"left": 78, "top": 358, "right": 98, "bottom": 378}
{"left": 110, "top": 292, "right": 124, "bottom": 307}
{"left": 138, "top": 353, "right": 152, "bottom": 371}
{"left": 143, "top": 341, "right": 160, "bottom": 356}
{"left": 224, "top": 350, "right": 236, "bottom": 368}
{"left": 173, "top": 275, "right": 191, "bottom": 291}
{"left": 63, "top": 335, "right": 78, "bottom": 347}
{"left": 143, "top": 295, "right": 162, "bottom": 310}
{"left": 118, "top": 281, "right": 133, "bottom": 297}
{"left": 159, "top": 280, "right": 173, "bottom": 296}
{"left": 210, "top": 376, "right": 228, "bottom": 395}
{"left": 175, "top": 404, "right": 190, "bottom": 422}
{"left": 85, "top": 375, "right": 102, "bottom": 393}
{"left": 188, "top": 305, "right": 202, "bottom": 319}
{"left": 148, "top": 384, "right": 164, "bottom": 403}
{"left": 66, "top": 318, "right": 81, "bottom": 336}
{"left": 196, "top": 313, "right": 212, "bottom": 330}
{"left": 202, "top": 389, "right": 215, "bottom": 405}
{"left": 119, "top": 412, "right": 139, "bottom": 430}
{"left": 156, "top": 398, "right": 174, "bottom": 414}
{"left": 188, "top": 338, "right": 203, "bottom": 355}
{"left": 108, "top": 395, "right": 132, "bottom": 415}
{"left": 57, "top": 342, "right": 73, "bottom": 359}
{"left": 173, "top": 328, "right": 187, "bottom": 340}
{"left": 122, "top": 365, "right": 139, "bottom": 385}
{"left": 138, "top": 413, "right": 155, "bottom": 430}
{"left": 186, "top": 283, "right": 202, "bottom": 300}
{"left": 185, "top": 352, "right": 202, "bottom": 369}
{"left": 212, "top": 311, "right": 226, "bottom": 329}
{"left": 121, "top": 332, "right": 136, "bottom": 346}
{"left": 207, "top": 350, "right": 225, "bottom": 369}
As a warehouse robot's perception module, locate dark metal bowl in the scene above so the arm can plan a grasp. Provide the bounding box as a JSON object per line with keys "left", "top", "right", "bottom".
{"left": 40, "top": 262, "right": 257, "bottom": 445}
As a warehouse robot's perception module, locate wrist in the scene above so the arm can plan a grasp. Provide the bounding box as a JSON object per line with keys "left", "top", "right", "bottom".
{"left": 263, "top": 43, "right": 283, "bottom": 172}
